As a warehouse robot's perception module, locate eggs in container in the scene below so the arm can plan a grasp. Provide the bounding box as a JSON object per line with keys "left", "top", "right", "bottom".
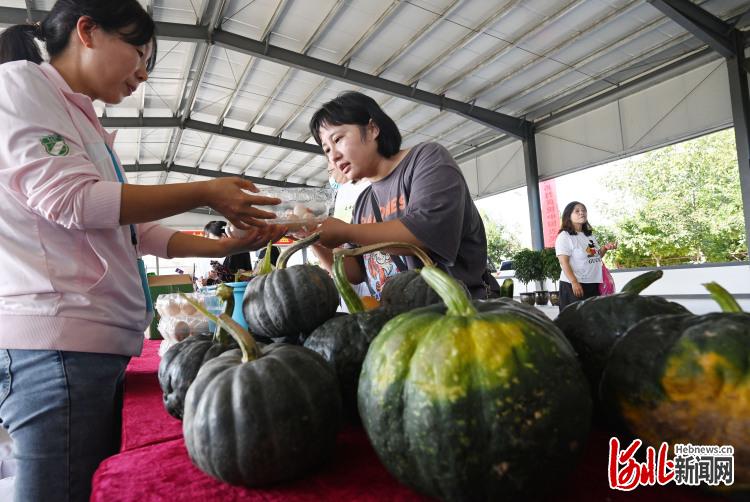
{"left": 155, "top": 293, "right": 214, "bottom": 345}
{"left": 164, "top": 299, "right": 181, "bottom": 316}
{"left": 173, "top": 320, "right": 191, "bottom": 342}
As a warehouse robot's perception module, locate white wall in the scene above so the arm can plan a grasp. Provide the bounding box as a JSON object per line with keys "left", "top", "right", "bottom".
{"left": 460, "top": 58, "right": 733, "bottom": 198}
{"left": 501, "top": 262, "right": 750, "bottom": 315}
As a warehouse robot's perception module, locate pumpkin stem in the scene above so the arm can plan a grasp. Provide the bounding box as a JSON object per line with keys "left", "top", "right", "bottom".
{"left": 181, "top": 293, "right": 261, "bottom": 363}
{"left": 703, "top": 282, "right": 744, "bottom": 313}
{"left": 256, "top": 240, "right": 276, "bottom": 275}
{"left": 332, "top": 252, "right": 364, "bottom": 313}
{"left": 335, "top": 242, "right": 434, "bottom": 267}
{"left": 621, "top": 270, "right": 663, "bottom": 295}
{"left": 277, "top": 232, "right": 321, "bottom": 269}
{"left": 420, "top": 266, "right": 477, "bottom": 316}
{"left": 500, "top": 278, "right": 514, "bottom": 298}
{"left": 213, "top": 284, "right": 235, "bottom": 346}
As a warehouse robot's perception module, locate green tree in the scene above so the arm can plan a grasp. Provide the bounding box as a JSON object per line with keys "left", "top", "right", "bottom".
{"left": 481, "top": 213, "right": 521, "bottom": 266}
{"left": 602, "top": 129, "right": 747, "bottom": 267}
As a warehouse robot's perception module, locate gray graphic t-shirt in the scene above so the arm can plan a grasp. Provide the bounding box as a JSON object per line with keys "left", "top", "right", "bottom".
{"left": 351, "top": 142, "right": 488, "bottom": 299}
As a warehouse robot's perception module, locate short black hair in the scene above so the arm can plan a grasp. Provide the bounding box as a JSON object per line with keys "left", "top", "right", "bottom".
{"left": 203, "top": 220, "right": 226, "bottom": 238}
{"left": 256, "top": 245, "right": 280, "bottom": 266}
{"left": 309, "top": 91, "right": 402, "bottom": 158}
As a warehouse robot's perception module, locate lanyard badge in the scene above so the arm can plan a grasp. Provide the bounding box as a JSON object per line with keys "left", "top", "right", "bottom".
{"left": 105, "top": 145, "right": 154, "bottom": 314}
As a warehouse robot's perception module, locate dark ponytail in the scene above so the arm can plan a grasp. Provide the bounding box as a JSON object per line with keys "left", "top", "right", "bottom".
{"left": 0, "top": 25, "right": 44, "bottom": 64}
{"left": 0, "top": 0, "right": 157, "bottom": 70}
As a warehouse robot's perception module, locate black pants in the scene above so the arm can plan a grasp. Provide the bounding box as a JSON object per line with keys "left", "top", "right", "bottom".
{"left": 559, "top": 281, "right": 600, "bottom": 311}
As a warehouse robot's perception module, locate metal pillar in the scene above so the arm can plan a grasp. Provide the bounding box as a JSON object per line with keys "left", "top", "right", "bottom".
{"left": 726, "top": 32, "right": 750, "bottom": 253}
{"left": 522, "top": 129, "right": 544, "bottom": 250}
{"left": 648, "top": 0, "right": 750, "bottom": 253}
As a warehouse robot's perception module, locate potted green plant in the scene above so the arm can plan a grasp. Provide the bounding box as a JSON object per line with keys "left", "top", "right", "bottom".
{"left": 512, "top": 249, "right": 542, "bottom": 305}
{"left": 541, "top": 248, "right": 562, "bottom": 306}
{"left": 530, "top": 251, "right": 548, "bottom": 306}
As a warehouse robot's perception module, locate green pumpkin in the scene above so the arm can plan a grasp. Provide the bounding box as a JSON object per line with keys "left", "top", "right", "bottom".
{"left": 358, "top": 263, "right": 592, "bottom": 501}
{"left": 478, "top": 296, "right": 552, "bottom": 322}
{"left": 380, "top": 268, "right": 471, "bottom": 309}
{"left": 158, "top": 334, "right": 238, "bottom": 419}
{"left": 243, "top": 233, "right": 339, "bottom": 341}
{"left": 380, "top": 269, "right": 441, "bottom": 308}
{"left": 500, "top": 278, "right": 514, "bottom": 298}
{"left": 304, "top": 308, "right": 397, "bottom": 420}
{"left": 182, "top": 307, "right": 342, "bottom": 487}
{"left": 158, "top": 284, "right": 237, "bottom": 419}
{"left": 304, "top": 244, "right": 433, "bottom": 420}
{"left": 555, "top": 271, "right": 689, "bottom": 396}
{"left": 601, "top": 283, "right": 750, "bottom": 491}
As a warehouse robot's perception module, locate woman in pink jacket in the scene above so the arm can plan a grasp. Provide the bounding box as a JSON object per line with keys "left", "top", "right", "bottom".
{"left": 0, "top": 1, "right": 286, "bottom": 500}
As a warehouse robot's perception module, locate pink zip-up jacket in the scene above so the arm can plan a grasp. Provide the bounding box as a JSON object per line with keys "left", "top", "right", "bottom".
{"left": 0, "top": 61, "right": 177, "bottom": 356}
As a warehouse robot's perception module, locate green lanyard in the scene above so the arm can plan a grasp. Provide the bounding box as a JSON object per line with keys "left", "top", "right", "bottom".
{"left": 105, "top": 145, "right": 154, "bottom": 314}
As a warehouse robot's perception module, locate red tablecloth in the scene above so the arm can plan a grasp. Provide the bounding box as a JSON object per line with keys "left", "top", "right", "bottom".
{"left": 92, "top": 340, "right": 728, "bottom": 502}
{"left": 120, "top": 341, "right": 182, "bottom": 451}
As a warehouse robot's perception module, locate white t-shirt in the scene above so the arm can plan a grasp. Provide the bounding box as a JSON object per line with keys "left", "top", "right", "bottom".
{"left": 555, "top": 231, "right": 603, "bottom": 284}
{"left": 333, "top": 180, "right": 373, "bottom": 309}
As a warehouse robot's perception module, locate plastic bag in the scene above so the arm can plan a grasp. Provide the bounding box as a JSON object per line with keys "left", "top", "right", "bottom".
{"left": 157, "top": 315, "right": 210, "bottom": 343}
{"left": 155, "top": 292, "right": 216, "bottom": 344}
{"left": 229, "top": 187, "right": 335, "bottom": 233}
{"left": 599, "top": 263, "right": 615, "bottom": 296}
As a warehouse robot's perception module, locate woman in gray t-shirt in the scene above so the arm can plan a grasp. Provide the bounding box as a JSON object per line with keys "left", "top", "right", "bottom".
{"left": 306, "top": 91, "right": 489, "bottom": 299}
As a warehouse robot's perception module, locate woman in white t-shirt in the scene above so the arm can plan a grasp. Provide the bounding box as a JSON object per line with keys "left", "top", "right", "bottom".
{"left": 554, "top": 201, "right": 616, "bottom": 311}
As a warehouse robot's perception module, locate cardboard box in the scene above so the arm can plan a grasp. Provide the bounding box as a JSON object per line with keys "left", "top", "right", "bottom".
{"left": 147, "top": 274, "right": 194, "bottom": 340}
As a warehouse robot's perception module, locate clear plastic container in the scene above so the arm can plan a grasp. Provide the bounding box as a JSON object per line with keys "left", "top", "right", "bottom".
{"left": 228, "top": 187, "right": 335, "bottom": 233}
{"left": 155, "top": 292, "right": 217, "bottom": 344}
{"left": 157, "top": 315, "right": 210, "bottom": 344}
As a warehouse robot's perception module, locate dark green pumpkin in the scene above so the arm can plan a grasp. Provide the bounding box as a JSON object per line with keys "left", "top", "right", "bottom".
{"left": 380, "top": 267, "right": 470, "bottom": 309}
{"left": 358, "top": 263, "right": 591, "bottom": 501}
{"left": 478, "top": 296, "right": 553, "bottom": 323}
{"left": 303, "top": 244, "right": 421, "bottom": 420}
{"left": 158, "top": 334, "right": 238, "bottom": 419}
{"left": 243, "top": 233, "right": 339, "bottom": 341}
{"left": 304, "top": 308, "right": 397, "bottom": 420}
{"left": 182, "top": 311, "right": 342, "bottom": 487}
{"left": 554, "top": 270, "right": 689, "bottom": 396}
{"left": 500, "top": 278, "right": 514, "bottom": 298}
{"left": 158, "top": 284, "right": 237, "bottom": 419}
{"left": 600, "top": 283, "right": 750, "bottom": 491}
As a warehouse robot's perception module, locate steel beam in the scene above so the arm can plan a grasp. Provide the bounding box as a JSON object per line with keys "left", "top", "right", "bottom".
{"left": 122, "top": 163, "right": 311, "bottom": 187}
{"left": 0, "top": 6, "right": 44, "bottom": 24}
{"left": 184, "top": 118, "right": 321, "bottom": 154}
{"left": 153, "top": 21, "right": 529, "bottom": 137}
{"left": 648, "top": 0, "right": 736, "bottom": 58}
{"left": 23, "top": 0, "right": 34, "bottom": 22}
{"left": 210, "top": 29, "right": 529, "bottom": 139}
{"left": 100, "top": 116, "right": 322, "bottom": 155}
{"left": 0, "top": 6, "right": 529, "bottom": 139}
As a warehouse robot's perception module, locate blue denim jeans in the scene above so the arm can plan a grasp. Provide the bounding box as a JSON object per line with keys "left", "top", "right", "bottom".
{"left": 0, "top": 349, "right": 129, "bottom": 502}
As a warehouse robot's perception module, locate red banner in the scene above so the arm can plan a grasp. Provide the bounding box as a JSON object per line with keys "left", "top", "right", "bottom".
{"left": 540, "top": 179, "right": 560, "bottom": 248}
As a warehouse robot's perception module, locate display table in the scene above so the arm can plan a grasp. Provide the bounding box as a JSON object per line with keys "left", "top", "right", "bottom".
{"left": 91, "top": 340, "right": 726, "bottom": 502}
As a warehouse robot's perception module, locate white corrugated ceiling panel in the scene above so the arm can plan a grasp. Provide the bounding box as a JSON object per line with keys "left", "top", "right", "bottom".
{"left": 536, "top": 59, "right": 732, "bottom": 178}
